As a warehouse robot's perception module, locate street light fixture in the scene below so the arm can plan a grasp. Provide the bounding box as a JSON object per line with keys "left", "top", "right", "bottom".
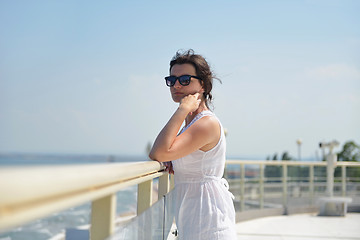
{"left": 296, "top": 138, "right": 302, "bottom": 160}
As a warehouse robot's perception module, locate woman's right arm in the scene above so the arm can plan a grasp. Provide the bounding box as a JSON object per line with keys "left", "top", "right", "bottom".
{"left": 149, "top": 93, "right": 218, "bottom": 162}
{"left": 149, "top": 106, "right": 190, "bottom": 162}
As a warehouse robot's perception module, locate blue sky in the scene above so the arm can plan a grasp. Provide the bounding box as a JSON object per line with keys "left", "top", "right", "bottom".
{"left": 1, "top": 0, "right": 359, "bottom": 159}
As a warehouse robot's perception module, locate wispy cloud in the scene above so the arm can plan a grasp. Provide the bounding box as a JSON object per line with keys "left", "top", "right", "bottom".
{"left": 306, "top": 64, "right": 360, "bottom": 81}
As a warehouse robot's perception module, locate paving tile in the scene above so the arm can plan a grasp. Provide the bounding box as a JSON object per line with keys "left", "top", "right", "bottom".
{"left": 236, "top": 213, "right": 360, "bottom": 240}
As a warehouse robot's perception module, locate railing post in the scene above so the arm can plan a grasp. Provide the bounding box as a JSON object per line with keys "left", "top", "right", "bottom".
{"left": 309, "top": 165, "right": 314, "bottom": 205}
{"left": 342, "top": 165, "right": 346, "bottom": 196}
{"left": 90, "top": 194, "right": 116, "bottom": 240}
{"left": 240, "top": 164, "right": 245, "bottom": 212}
{"left": 158, "top": 172, "right": 170, "bottom": 199}
{"left": 259, "top": 164, "right": 264, "bottom": 209}
{"left": 282, "top": 164, "right": 288, "bottom": 212}
{"left": 137, "top": 179, "right": 153, "bottom": 215}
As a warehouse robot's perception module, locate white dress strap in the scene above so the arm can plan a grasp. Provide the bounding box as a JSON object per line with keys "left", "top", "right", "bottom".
{"left": 180, "top": 110, "right": 213, "bottom": 134}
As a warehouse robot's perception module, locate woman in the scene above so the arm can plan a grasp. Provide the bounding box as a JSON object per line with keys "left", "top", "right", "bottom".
{"left": 149, "top": 49, "right": 237, "bottom": 239}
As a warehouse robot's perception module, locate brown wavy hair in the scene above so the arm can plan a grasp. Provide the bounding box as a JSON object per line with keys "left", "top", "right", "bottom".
{"left": 169, "top": 49, "right": 221, "bottom": 109}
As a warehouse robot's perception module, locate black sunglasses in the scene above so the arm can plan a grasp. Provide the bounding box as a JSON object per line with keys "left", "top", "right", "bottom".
{"left": 165, "top": 75, "right": 202, "bottom": 87}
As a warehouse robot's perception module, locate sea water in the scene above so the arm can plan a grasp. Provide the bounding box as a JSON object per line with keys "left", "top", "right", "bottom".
{"left": 0, "top": 154, "right": 147, "bottom": 240}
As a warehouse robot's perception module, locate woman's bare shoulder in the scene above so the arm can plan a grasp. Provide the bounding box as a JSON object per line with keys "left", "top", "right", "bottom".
{"left": 189, "top": 115, "right": 220, "bottom": 136}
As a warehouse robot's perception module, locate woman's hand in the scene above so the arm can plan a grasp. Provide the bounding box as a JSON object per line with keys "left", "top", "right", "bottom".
{"left": 179, "top": 93, "right": 201, "bottom": 114}
{"left": 163, "top": 161, "right": 174, "bottom": 174}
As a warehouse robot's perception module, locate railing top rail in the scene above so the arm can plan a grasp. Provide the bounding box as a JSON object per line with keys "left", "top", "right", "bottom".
{"left": 0, "top": 161, "right": 165, "bottom": 231}
{"left": 0, "top": 161, "right": 163, "bottom": 207}
{"left": 226, "top": 159, "right": 360, "bottom": 167}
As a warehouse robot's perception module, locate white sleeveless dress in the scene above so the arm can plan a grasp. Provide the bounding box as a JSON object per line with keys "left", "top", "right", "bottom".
{"left": 171, "top": 110, "right": 237, "bottom": 240}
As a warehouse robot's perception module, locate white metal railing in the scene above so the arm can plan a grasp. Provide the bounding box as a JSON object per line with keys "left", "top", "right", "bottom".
{"left": 0, "top": 161, "right": 173, "bottom": 240}
{"left": 225, "top": 160, "right": 360, "bottom": 212}
{"left": 1, "top": 159, "right": 359, "bottom": 240}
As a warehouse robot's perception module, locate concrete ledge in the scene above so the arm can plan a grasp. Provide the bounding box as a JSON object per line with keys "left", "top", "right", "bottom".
{"left": 348, "top": 204, "right": 360, "bottom": 213}
{"left": 236, "top": 208, "right": 284, "bottom": 222}
{"left": 236, "top": 206, "right": 319, "bottom": 223}
{"left": 286, "top": 206, "right": 318, "bottom": 215}
{"left": 318, "top": 197, "right": 352, "bottom": 216}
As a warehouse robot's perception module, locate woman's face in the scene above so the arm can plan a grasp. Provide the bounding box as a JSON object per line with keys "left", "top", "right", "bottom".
{"left": 169, "top": 63, "right": 204, "bottom": 103}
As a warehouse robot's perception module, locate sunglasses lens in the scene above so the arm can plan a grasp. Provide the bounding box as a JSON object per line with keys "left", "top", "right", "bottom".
{"left": 179, "top": 75, "right": 191, "bottom": 86}
{"left": 165, "top": 76, "right": 176, "bottom": 87}
{"left": 165, "top": 75, "right": 193, "bottom": 87}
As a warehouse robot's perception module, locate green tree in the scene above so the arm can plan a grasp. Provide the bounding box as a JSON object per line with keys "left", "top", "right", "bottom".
{"left": 281, "top": 151, "right": 292, "bottom": 161}
{"left": 335, "top": 141, "right": 360, "bottom": 180}
{"left": 337, "top": 141, "right": 360, "bottom": 162}
{"left": 265, "top": 153, "right": 279, "bottom": 179}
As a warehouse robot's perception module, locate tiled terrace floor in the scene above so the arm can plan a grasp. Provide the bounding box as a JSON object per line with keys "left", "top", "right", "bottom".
{"left": 236, "top": 213, "right": 360, "bottom": 240}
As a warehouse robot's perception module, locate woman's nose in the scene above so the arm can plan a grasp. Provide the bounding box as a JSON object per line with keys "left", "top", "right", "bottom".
{"left": 173, "top": 79, "right": 182, "bottom": 88}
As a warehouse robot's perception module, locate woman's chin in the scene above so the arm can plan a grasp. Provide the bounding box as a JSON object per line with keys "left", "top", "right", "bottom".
{"left": 171, "top": 96, "right": 181, "bottom": 103}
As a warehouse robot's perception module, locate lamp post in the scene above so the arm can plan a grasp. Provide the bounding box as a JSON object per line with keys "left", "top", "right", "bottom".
{"left": 296, "top": 138, "right": 302, "bottom": 161}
